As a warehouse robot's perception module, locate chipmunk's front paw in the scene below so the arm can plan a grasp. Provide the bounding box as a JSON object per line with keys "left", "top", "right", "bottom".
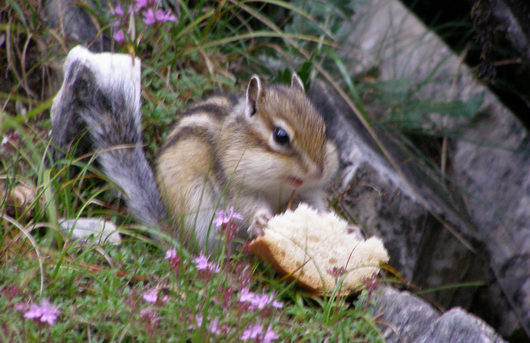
{"left": 248, "top": 208, "right": 272, "bottom": 238}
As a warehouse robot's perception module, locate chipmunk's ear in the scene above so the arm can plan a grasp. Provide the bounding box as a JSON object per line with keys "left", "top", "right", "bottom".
{"left": 246, "top": 75, "right": 262, "bottom": 117}
{"left": 291, "top": 72, "right": 305, "bottom": 93}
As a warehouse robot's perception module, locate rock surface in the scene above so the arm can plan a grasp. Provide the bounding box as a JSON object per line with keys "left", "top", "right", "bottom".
{"left": 311, "top": 0, "right": 529, "bottom": 339}
{"left": 374, "top": 286, "right": 506, "bottom": 343}
{"left": 44, "top": 0, "right": 111, "bottom": 52}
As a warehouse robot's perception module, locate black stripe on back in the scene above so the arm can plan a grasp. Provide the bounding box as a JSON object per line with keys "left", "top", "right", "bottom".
{"left": 181, "top": 104, "right": 228, "bottom": 121}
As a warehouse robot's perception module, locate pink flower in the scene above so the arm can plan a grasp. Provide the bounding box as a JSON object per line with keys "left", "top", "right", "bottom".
{"left": 140, "top": 307, "right": 159, "bottom": 326}
{"left": 14, "top": 302, "right": 29, "bottom": 311}
{"left": 139, "top": 308, "right": 152, "bottom": 316}
{"left": 111, "top": 3, "right": 124, "bottom": 17}
{"left": 188, "top": 314, "right": 203, "bottom": 330}
{"left": 214, "top": 207, "right": 243, "bottom": 227}
{"left": 271, "top": 300, "right": 283, "bottom": 309}
{"left": 134, "top": 0, "right": 150, "bottom": 11}
{"left": 239, "top": 287, "right": 254, "bottom": 303}
{"left": 165, "top": 249, "right": 177, "bottom": 260}
{"left": 263, "top": 326, "right": 279, "bottom": 343}
{"left": 165, "top": 248, "right": 181, "bottom": 272}
{"left": 23, "top": 304, "right": 42, "bottom": 319}
{"left": 113, "top": 30, "right": 125, "bottom": 43}
{"left": 161, "top": 295, "right": 169, "bottom": 304}
{"left": 241, "top": 323, "right": 262, "bottom": 340}
{"left": 239, "top": 288, "right": 283, "bottom": 310}
{"left": 143, "top": 289, "right": 158, "bottom": 303}
{"left": 209, "top": 318, "right": 221, "bottom": 335}
{"left": 241, "top": 324, "right": 279, "bottom": 342}
{"left": 193, "top": 254, "right": 209, "bottom": 270}
{"left": 142, "top": 8, "right": 156, "bottom": 25}
{"left": 155, "top": 9, "right": 176, "bottom": 23}
{"left": 193, "top": 253, "right": 220, "bottom": 273}
{"left": 22, "top": 299, "right": 60, "bottom": 325}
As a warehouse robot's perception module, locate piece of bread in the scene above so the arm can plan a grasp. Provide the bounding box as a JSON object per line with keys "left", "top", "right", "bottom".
{"left": 249, "top": 204, "right": 389, "bottom": 294}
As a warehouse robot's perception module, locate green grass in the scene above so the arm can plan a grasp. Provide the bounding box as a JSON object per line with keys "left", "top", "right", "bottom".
{"left": 0, "top": 0, "right": 387, "bottom": 341}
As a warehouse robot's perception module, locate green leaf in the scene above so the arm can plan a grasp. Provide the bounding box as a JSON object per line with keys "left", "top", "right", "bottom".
{"left": 406, "top": 93, "right": 484, "bottom": 118}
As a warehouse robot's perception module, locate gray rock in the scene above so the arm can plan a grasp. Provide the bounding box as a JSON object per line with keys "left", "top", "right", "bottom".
{"left": 374, "top": 287, "right": 506, "bottom": 343}
{"left": 374, "top": 286, "right": 440, "bottom": 342}
{"left": 452, "top": 104, "right": 530, "bottom": 336}
{"left": 310, "top": 0, "right": 530, "bottom": 338}
{"left": 44, "top": 0, "right": 112, "bottom": 52}
{"left": 310, "top": 79, "right": 488, "bottom": 311}
{"left": 416, "top": 308, "right": 506, "bottom": 343}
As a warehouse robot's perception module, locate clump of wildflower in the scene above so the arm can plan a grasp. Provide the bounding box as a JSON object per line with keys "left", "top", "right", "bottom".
{"left": 161, "top": 295, "right": 169, "bottom": 304}
{"left": 110, "top": 3, "right": 132, "bottom": 44}
{"left": 188, "top": 315, "right": 226, "bottom": 337}
{"left": 143, "top": 288, "right": 158, "bottom": 303}
{"left": 193, "top": 253, "right": 220, "bottom": 274}
{"left": 241, "top": 323, "right": 279, "bottom": 342}
{"left": 239, "top": 287, "right": 283, "bottom": 311}
{"left": 142, "top": 7, "right": 176, "bottom": 25}
{"left": 140, "top": 307, "right": 158, "bottom": 323}
{"left": 214, "top": 206, "right": 243, "bottom": 257}
{"left": 165, "top": 249, "right": 177, "bottom": 260}
{"left": 16, "top": 299, "right": 60, "bottom": 325}
{"left": 165, "top": 248, "right": 181, "bottom": 279}
{"left": 209, "top": 317, "right": 222, "bottom": 335}
{"left": 2, "top": 285, "right": 20, "bottom": 300}
{"left": 328, "top": 266, "right": 346, "bottom": 278}
{"left": 213, "top": 206, "right": 243, "bottom": 228}
{"left": 135, "top": 0, "right": 176, "bottom": 25}
{"left": 362, "top": 272, "right": 381, "bottom": 305}
{"left": 139, "top": 307, "right": 159, "bottom": 339}
{"left": 110, "top": 0, "right": 177, "bottom": 44}
{"left": 142, "top": 288, "right": 169, "bottom": 306}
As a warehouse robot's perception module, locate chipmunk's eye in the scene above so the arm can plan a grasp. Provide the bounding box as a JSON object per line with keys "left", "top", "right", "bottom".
{"left": 273, "top": 127, "right": 290, "bottom": 146}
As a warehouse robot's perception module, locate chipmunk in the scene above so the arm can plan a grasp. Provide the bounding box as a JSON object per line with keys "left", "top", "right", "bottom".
{"left": 51, "top": 48, "right": 338, "bottom": 250}
{"left": 157, "top": 74, "right": 339, "bottom": 248}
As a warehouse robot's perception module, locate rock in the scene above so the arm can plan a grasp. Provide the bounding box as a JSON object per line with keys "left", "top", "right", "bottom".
{"left": 309, "top": 0, "right": 529, "bottom": 338}
{"left": 44, "top": 0, "right": 112, "bottom": 52}
{"left": 416, "top": 308, "right": 506, "bottom": 343}
{"left": 310, "top": 79, "right": 488, "bottom": 311}
{"left": 452, "top": 103, "right": 530, "bottom": 337}
{"left": 374, "top": 286, "right": 506, "bottom": 343}
{"left": 374, "top": 286, "right": 440, "bottom": 342}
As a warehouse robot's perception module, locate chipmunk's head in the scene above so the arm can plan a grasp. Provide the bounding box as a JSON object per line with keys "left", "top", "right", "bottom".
{"left": 233, "top": 73, "right": 337, "bottom": 194}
